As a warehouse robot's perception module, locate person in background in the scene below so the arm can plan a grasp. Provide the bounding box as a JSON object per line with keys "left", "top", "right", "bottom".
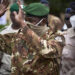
{"left": 40, "top": 0, "right": 49, "bottom": 7}
{"left": 0, "top": 0, "right": 11, "bottom": 75}
{"left": 0, "top": 3, "right": 25, "bottom": 35}
{"left": 60, "top": 2, "right": 75, "bottom": 75}
{"left": 40, "top": 0, "right": 63, "bottom": 31}
{"left": 62, "top": 8, "right": 72, "bottom": 31}
{"left": 0, "top": 1, "right": 25, "bottom": 75}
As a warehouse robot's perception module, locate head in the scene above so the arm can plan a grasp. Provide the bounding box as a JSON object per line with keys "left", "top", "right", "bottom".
{"left": 64, "top": 8, "right": 72, "bottom": 28}
{"left": 24, "top": 3, "right": 49, "bottom": 26}
{"left": 25, "top": 15, "right": 48, "bottom": 26}
{"left": 65, "top": 2, "right": 75, "bottom": 29}
{"left": 40, "top": 0, "right": 49, "bottom": 7}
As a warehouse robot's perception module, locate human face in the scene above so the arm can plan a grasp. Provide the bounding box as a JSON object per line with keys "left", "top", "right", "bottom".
{"left": 25, "top": 16, "right": 47, "bottom": 26}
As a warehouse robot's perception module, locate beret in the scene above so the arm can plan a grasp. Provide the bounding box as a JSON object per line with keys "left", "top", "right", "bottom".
{"left": 10, "top": 3, "right": 25, "bottom": 12}
{"left": 10, "top": 3, "right": 19, "bottom": 12}
{"left": 24, "top": 3, "right": 49, "bottom": 17}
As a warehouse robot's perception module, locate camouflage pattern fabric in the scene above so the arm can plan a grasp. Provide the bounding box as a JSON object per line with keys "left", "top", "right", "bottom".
{"left": 0, "top": 33, "right": 17, "bottom": 75}
{"left": 11, "top": 23, "right": 65, "bottom": 75}
{"left": 0, "top": 33, "right": 17, "bottom": 55}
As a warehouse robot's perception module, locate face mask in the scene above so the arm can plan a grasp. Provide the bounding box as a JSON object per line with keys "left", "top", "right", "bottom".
{"left": 70, "top": 15, "right": 75, "bottom": 28}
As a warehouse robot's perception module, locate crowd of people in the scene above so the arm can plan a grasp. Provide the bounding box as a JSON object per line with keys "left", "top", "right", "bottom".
{"left": 0, "top": 0, "right": 75, "bottom": 75}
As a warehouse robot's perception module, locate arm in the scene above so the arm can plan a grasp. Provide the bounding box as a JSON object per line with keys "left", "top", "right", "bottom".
{"left": 13, "top": 0, "right": 64, "bottom": 56}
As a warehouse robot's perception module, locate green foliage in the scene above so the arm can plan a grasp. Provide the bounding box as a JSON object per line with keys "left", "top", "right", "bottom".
{"left": 0, "top": 20, "right": 9, "bottom": 31}
{"left": 0, "top": 25, "right": 5, "bottom": 29}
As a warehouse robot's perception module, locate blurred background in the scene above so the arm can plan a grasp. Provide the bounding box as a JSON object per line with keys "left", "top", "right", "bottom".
{"left": 0, "top": 0, "right": 75, "bottom": 29}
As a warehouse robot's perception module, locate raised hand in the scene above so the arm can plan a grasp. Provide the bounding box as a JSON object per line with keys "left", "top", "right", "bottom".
{"left": 0, "top": 0, "right": 9, "bottom": 17}
{"left": 12, "top": 0, "right": 26, "bottom": 27}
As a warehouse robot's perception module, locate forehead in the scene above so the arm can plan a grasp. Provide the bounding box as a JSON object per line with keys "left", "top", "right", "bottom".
{"left": 26, "top": 16, "right": 42, "bottom": 21}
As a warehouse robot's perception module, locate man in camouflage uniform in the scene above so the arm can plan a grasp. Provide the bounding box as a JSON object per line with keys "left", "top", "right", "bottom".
{"left": 0, "top": 0, "right": 65, "bottom": 75}
{"left": 11, "top": 2, "right": 65, "bottom": 75}
{"left": 0, "top": 1, "right": 25, "bottom": 75}
{"left": 0, "top": 0, "right": 11, "bottom": 75}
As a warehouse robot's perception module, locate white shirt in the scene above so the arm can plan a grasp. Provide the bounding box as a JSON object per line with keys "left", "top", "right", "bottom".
{"left": 62, "top": 24, "right": 68, "bottom": 30}
{"left": 0, "top": 13, "right": 7, "bottom": 25}
{"left": 0, "top": 23, "right": 19, "bottom": 35}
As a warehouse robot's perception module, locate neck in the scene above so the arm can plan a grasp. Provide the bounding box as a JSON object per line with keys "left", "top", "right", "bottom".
{"left": 12, "top": 24, "right": 21, "bottom": 30}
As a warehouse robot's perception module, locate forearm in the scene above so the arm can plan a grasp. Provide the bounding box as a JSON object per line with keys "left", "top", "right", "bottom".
{"left": 21, "top": 22, "right": 42, "bottom": 50}
{"left": 21, "top": 21, "right": 54, "bottom": 55}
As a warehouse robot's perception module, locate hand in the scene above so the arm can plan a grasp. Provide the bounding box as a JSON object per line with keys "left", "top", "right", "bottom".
{"left": 0, "top": 0, "right": 9, "bottom": 17}
{"left": 12, "top": 0, "right": 26, "bottom": 27}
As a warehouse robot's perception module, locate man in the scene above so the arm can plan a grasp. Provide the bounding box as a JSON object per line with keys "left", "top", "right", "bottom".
{"left": 40, "top": 0, "right": 63, "bottom": 31}
{"left": 60, "top": 2, "right": 75, "bottom": 75}
{"left": 62, "top": 8, "right": 72, "bottom": 31}
{"left": 0, "top": 0, "right": 11, "bottom": 75}
{"left": 0, "top": 3, "right": 25, "bottom": 34}
{"left": 0, "top": 2, "right": 25, "bottom": 75}
{"left": 11, "top": 2, "right": 65, "bottom": 75}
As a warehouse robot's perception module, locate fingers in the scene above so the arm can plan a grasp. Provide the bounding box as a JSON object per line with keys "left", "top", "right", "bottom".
{"left": 4, "top": 0, "right": 9, "bottom": 7}
{"left": 17, "top": 0, "right": 21, "bottom": 5}
{"left": 0, "top": 0, "right": 9, "bottom": 17}
{"left": 0, "top": 0, "right": 3, "bottom": 4}
{"left": 0, "top": 7, "right": 7, "bottom": 14}
{"left": 2, "top": 0, "right": 6, "bottom": 4}
{"left": 17, "top": 0, "right": 21, "bottom": 9}
{"left": 0, "top": 9, "right": 6, "bottom": 17}
{"left": 2, "top": 0, "right": 9, "bottom": 6}
{"left": 6, "top": 0, "right": 9, "bottom": 6}
{"left": 13, "top": 11, "right": 17, "bottom": 17}
{"left": 17, "top": 0, "right": 23, "bottom": 16}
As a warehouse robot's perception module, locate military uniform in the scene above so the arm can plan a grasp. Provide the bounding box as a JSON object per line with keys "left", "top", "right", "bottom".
{"left": 11, "top": 3, "right": 64, "bottom": 75}
{"left": 0, "top": 3, "right": 65, "bottom": 75}
{"left": 0, "top": 32, "right": 17, "bottom": 75}
{"left": 0, "top": 3, "right": 25, "bottom": 75}
{"left": 0, "top": 24, "right": 17, "bottom": 75}
{"left": 11, "top": 22, "right": 65, "bottom": 75}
